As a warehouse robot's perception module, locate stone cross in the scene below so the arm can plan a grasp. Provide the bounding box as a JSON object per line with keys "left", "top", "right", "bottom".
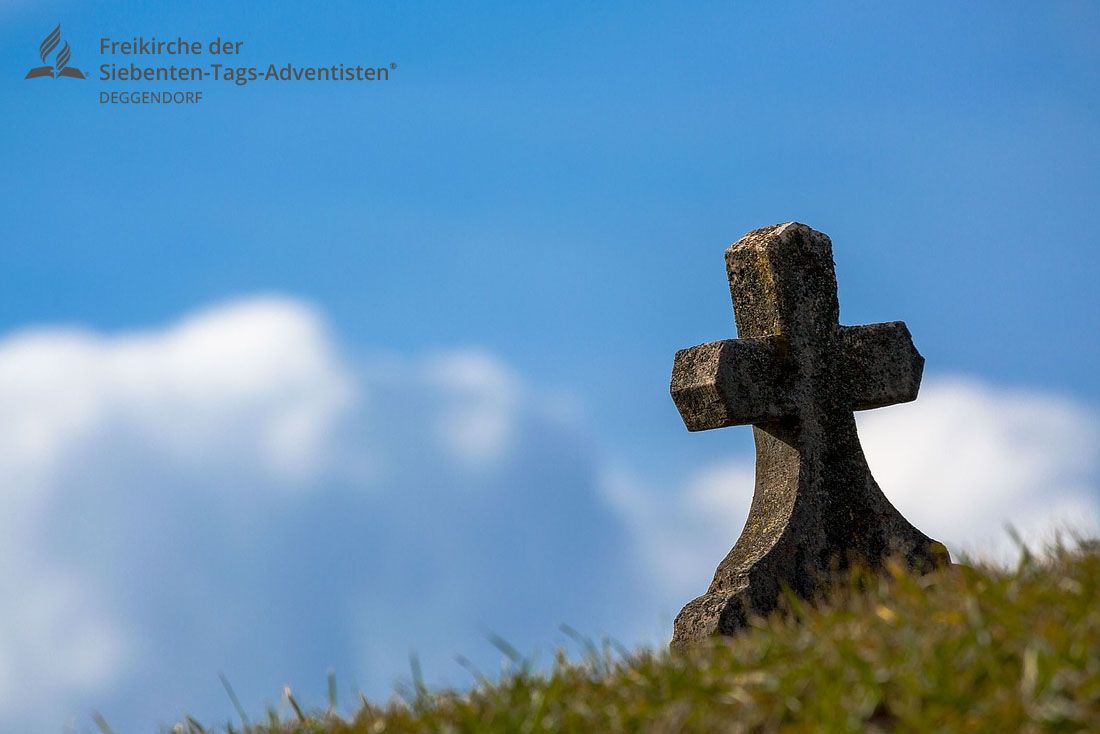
{"left": 669, "top": 222, "right": 949, "bottom": 649}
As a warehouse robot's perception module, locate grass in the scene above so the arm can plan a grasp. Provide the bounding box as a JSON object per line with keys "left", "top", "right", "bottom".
{"left": 165, "top": 539, "right": 1099, "bottom": 733}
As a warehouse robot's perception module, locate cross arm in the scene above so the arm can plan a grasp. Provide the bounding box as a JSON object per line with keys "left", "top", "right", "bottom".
{"left": 837, "top": 322, "right": 924, "bottom": 411}
{"left": 670, "top": 336, "right": 794, "bottom": 431}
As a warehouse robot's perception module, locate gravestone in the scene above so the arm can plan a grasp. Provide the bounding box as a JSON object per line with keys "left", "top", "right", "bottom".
{"left": 669, "top": 222, "right": 949, "bottom": 649}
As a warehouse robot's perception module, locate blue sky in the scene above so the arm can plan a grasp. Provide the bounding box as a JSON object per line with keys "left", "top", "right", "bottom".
{"left": 1, "top": 1, "right": 1098, "bottom": 730}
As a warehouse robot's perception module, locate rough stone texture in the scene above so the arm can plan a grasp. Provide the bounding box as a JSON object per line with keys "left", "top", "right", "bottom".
{"left": 669, "top": 222, "right": 950, "bottom": 650}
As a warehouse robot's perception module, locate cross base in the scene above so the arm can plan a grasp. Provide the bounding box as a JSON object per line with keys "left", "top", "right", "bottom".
{"left": 670, "top": 421, "right": 950, "bottom": 650}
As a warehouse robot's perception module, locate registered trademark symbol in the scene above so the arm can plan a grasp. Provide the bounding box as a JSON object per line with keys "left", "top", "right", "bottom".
{"left": 390, "top": 62, "right": 397, "bottom": 70}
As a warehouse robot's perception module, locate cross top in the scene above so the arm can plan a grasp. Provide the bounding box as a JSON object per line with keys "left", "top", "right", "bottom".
{"left": 675, "top": 223, "right": 925, "bottom": 433}
{"left": 730, "top": 221, "right": 840, "bottom": 339}
{"left": 669, "top": 223, "right": 948, "bottom": 649}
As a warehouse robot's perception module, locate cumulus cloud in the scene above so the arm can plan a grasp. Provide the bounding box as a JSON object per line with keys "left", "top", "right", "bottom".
{"left": 0, "top": 297, "right": 355, "bottom": 501}
{"left": 0, "top": 567, "right": 130, "bottom": 727}
{"left": 860, "top": 377, "right": 1100, "bottom": 559}
{"left": 608, "top": 378, "right": 1100, "bottom": 607}
{"left": 423, "top": 351, "right": 523, "bottom": 468}
{"left": 603, "top": 461, "right": 755, "bottom": 607}
{"left": 0, "top": 297, "right": 356, "bottom": 727}
{"left": 0, "top": 297, "right": 630, "bottom": 731}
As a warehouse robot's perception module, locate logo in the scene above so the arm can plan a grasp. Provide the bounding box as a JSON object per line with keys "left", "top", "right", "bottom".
{"left": 25, "top": 24, "right": 86, "bottom": 79}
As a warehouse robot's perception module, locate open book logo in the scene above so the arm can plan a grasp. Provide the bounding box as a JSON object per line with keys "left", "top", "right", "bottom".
{"left": 25, "top": 24, "right": 86, "bottom": 79}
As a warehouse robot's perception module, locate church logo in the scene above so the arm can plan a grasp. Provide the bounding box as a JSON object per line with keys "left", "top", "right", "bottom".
{"left": 25, "top": 24, "right": 86, "bottom": 79}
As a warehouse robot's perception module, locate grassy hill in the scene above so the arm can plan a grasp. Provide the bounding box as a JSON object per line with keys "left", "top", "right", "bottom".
{"left": 167, "top": 540, "right": 1099, "bottom": 733}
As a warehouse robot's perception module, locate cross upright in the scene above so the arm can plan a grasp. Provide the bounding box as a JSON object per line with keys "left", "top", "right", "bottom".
{"left": 670, "top": 222, "right": 949, "bottom": 649}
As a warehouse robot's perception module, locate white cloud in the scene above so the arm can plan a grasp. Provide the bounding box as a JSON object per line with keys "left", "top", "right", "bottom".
{"left": 860, "top": 377, "right": 1100, "bottom": 560}
{"left": 423, "top": 350, "right": 523, "bottom": 468}
{"left": 0, "top": 297, "right": 356, "bottom": 504}
{"left": 0, "top": 297, "right": 617, "bottom": 731}
{"left": 0, "top": 297, "right": 357, "bottom": 727}
{"left": 609, "top": 378, "right": 1100, "bottom": 602}
{"left": 603, "top": 461, "right": 754, "bottom": 605}
{"left": 0, "top": 567, "right": 130, "bottom": 721}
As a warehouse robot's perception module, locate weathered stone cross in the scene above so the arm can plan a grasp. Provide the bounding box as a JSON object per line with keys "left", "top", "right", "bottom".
{"left": 670, "top": 222, "right": 949, "bottom": 648}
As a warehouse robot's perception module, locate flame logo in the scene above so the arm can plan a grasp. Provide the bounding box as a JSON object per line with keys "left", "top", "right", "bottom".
{"left": 25, "top": 24, "right": 85, "bottom": 79}
{"left": 40, "top": 25, "right": 60, "bottom": 62}
{"left": 56, "top": 42, "right": 72, "bottom": 73}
